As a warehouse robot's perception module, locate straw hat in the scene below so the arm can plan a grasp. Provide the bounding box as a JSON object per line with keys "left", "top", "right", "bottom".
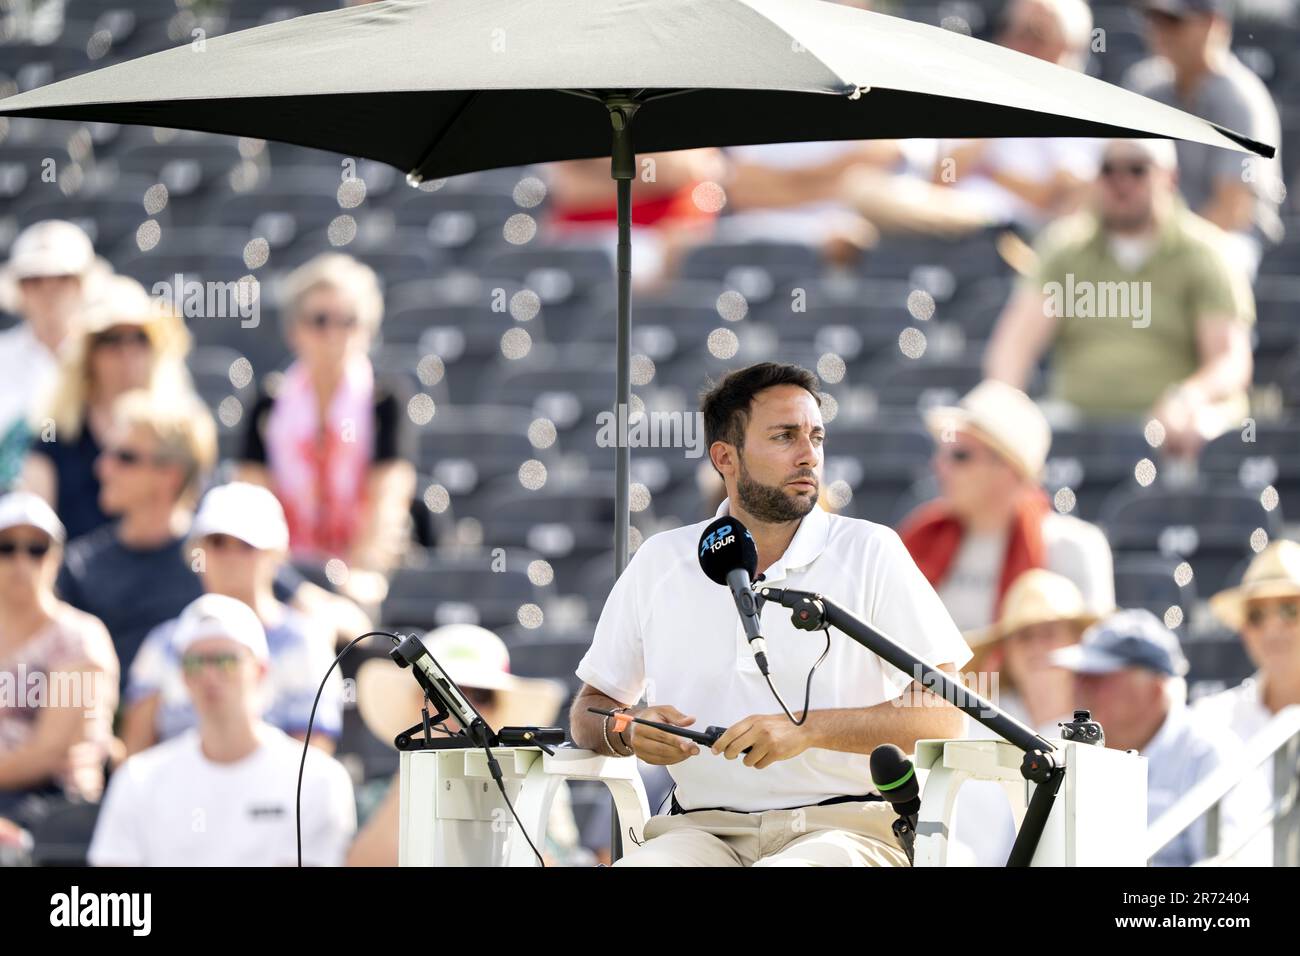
{"left": 924, "top": 379, "right": 1051, "bottom": 481}
{"left": 969, "top": 568, "right": 1100, "bottom": 649}
{"left": 60, "top": 273, "right": 192, "bottom": 369}
{"left": 1209, "top": 540, "right": 1300, "bottom": 632}
{"left": 356, "top": 624, "right": 566, "bottom": 745}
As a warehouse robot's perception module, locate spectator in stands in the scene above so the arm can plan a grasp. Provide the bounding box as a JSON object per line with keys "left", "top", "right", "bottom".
{"left": 0, "top": 221, "right": 108, "bottom": 491}
{"left": 21, "top": 274, "right": 197, "bottom": 541}
{"left": 0, "top": 491, "right": 117, "bottom": 820}
{"left": 1051, "top": 608, "right": 1266, "bottom": 865}
{"left": 969, "top": 568, "right": 1101, "bottom": 731}
{"left": 55, "top": 388, "right": 216, "bottom": 686}
{"left": 121, "top": 482, "right": 343, "bottom": 757}
{"left": 346, "top": 623, "right": 577, "bottom": 866}
{"left": 952, "top": 568, "right": 1101, "bottom": 865}
{"left": 1127, "top": 0, "right": 1284, "bottom": 279}
{"left": 88, "top": 594, "right": 356, "bottom": 866}
{"left": 930, "top": 0, "right": 1102, "bottom": 233}
{"left": 236, "top": 253, "right": 415, "bottom": 611}
{"left": 1197, "top": 539, "right": 1300, "bottom": 740}
{"left": 898, "top": 380, "right": 1114, "bottom": 635}
{"left": 983, "top": 138, "right": 1254, "bottom": 459}
{"left": 544, "top": 149, "right": 726, "bottom": 287}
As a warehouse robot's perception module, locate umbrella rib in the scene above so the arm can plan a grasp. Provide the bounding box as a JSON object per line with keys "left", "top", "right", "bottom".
{"left": 408, "top": 88, "right": 484, "bottom": 179}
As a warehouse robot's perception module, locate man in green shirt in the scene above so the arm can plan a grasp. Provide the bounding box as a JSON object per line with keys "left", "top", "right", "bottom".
{"left": 984, "top": 138, "right": 1254, "bottom": 459}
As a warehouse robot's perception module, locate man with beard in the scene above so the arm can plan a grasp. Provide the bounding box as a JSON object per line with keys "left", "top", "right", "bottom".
{"left": 984, "top": 138, "right": 1254, "bottom": 459}
{"left": 570, "top": 363, "right": 971, "bottom": 866}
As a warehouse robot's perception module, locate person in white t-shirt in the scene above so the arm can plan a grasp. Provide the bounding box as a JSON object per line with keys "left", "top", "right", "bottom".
{"left": 0, "top": 220, "right": 108, "bottom": 489}
{"left": 1193, "top": 540, "right": 1300, "bottom": 863}
{"left": 88, "top": 593, "right": 355, "bottom": 867}
{"left": 899, "top": 380, "right": 1114, "bottom": 636}
{"left": 571, "top": 362, "right": 972, "bottom": 867}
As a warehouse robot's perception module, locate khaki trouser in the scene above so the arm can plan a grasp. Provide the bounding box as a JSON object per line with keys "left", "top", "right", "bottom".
{"left": 614, "top": 800, "right": 909, "bottom": 867}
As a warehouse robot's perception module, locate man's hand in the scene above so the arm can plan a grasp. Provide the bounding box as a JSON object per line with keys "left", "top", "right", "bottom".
{"left": 711, "top": 713, "right": 814, "bottom": 770}
{"left": 1151, "top": 385, "right": 1208, "bottom": 461}
{"left": 628, "top": 705, "right": 700, "bottom": 765}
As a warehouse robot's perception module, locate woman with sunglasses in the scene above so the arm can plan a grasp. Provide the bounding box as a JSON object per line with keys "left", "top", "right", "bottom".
{"left": 1198, "top": 540, "right": 1300, "bottom": 742}
{"left": 19, "top": 274, "right": 197, "bottom": 542}
{"left": 1193, "top": 540, "right": 1300, "bottom": 862}
{"left": 0, "top": 491, "right": 118, "bottom": 823}
{"left": 236, "top": 253, "right": 415, "bottom": 610}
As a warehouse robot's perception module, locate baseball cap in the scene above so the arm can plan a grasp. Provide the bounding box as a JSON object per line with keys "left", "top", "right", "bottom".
{"left": 0, "top": 491, "right": 66, "bottom": 543}
{"left": 1141, "top": 0, "right": 1233, "bottom": 20}
{"left": 171, "top": 594, "right": 269, "bottom": 661}
{"left": 1049, "top": 608, "right": 1189, "bottom": 677}
{"left": 4, "top": 220, "right": 95, "bottom": 280}
{"left": 190, "top": 482, "right": 290, "bottom": 552}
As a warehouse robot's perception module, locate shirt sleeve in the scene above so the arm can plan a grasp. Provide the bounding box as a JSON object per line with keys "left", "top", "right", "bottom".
{"left": 125, "top": 620, "right": 173, "bottom": 705}
{"left": 1044, "top": 516, "right": 1116, "bottom": 617}
{"left": 372, "top": 376, "right": 416, "bottom": 464}
{"left": 54, "top": 553, "right": 85, "bottom": 611}
{"left": 87, "top": 763, "right": 146, "bottom": 867}
{"left": 275, "top": 626, "right": 344, "bottom": 738}
{"left": 574, "top": 540, "right": 651, "bottom": 705}
{"left": 301, "top": 757, "right": 357, "bottom": 866}
{"left": 239, "top": 389, "right": 274, "bottom": 464}
{"left": 867, "top": 527, "right": 974, "bottom": 697}
{"left": 1190, "top": 234, "right": 1255, "bottom": 327}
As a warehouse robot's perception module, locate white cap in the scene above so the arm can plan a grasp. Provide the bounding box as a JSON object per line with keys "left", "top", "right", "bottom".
{"left": 172, "top": 594, "right": 269, "bottom": 661}
{"left": 4, "top": 220, "right": 95, "bottom": 280}
{"left": 924, "top": 379, "right": 1052, "bottom": 480}
{"left": 80, "top": 274, "right": 168, "bottom": 335}
{"left": 0, "top": 491, "right": 66, "bottom": 543}
{"left": 191, "top": 482, "right": 289, "bottom": 552}
{"left": 424, "top": 624, "right": 515, "bottom": 692}
{"left": 1105, "top": 138, "right": 1179, "bottom": 171}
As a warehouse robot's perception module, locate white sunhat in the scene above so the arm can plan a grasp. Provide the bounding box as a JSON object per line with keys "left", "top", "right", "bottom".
{"left": 924, "top": 379, "right": 1052, "bottom": 481}
{"left": 190, "top": 481, "right": 290, "bottom": 552}
{"left": 4, "top": 220, "right": 96, "bottom": 280}
{"left": 171, "top": 593, "right": 270, "bottom": 661}
{"left": 355, "top": 624, "right": 566, "bottom": 745}
{"left": 0, "top": 490, "right": 66, "bottom": 543}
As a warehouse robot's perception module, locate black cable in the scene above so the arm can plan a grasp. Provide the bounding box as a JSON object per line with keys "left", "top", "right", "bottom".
{"left": 479, "top": 741, "right": 547, "bottom": 867}
{"left": 296, "top": 630, "right": 401, "bottom": 868}
{"left": 762, "top": 628, "right": 831, "bottom": 726}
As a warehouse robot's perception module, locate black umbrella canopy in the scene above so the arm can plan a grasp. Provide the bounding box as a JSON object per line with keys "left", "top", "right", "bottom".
{"left": 0, "top": 0, "right": 1274, "bottom": 180}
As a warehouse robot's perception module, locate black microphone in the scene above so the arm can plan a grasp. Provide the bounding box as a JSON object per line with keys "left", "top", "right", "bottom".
{"left": 697, "top": 515, "right": 769, "bottom": 676}
{"left": 870, "top": 744, "right": 920, "bottom": 864}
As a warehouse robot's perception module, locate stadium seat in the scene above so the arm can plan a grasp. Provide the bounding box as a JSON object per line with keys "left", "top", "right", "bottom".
{"left": 1099, "top": 482, "right": 1284, "bottom": 596}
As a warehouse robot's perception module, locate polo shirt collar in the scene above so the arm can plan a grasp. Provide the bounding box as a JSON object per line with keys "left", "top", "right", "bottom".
{"left": 712, "top": 497, "right": 832, "bottom": 583}
{"left": 1084, "top": 196, "right": 1191, "bottom": 264}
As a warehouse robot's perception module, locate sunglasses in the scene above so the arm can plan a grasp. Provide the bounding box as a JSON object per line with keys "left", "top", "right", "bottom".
{"left": 464, "top": 687, "right": 498, "bottom": 709}
{"left": 104, "top": 446, "right": 169, "bottom": 468}
{"left": 1245, "top": 601, "right": 1300, "bottom": 628}
{"left": 938, "top": 445, "right": 984, "bottom": 465}
{"left": 181, "top": 652, "right": 243, "bottom": 675}
{"left": 0, "top": 540, "right": 51, "bottom": 559}
{"left": 1100, "top": 160, "right": 1152, "bottom": 180}
{"left": 93, "top": 329, "right": 151, "bottom": 349}
{"left": 300, "top": 312, "right": 359, "bottom": 331}
{"left": 203, "top": 533, "right": 256, "bottom": 552}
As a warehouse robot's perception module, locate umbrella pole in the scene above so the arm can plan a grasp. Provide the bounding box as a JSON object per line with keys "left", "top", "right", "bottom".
{"left": 606, "top": 94, "right": 639, "bottom": 864}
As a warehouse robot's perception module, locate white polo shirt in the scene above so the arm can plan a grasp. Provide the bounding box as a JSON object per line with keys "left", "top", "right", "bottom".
{"left": 577, "top": 498, "right": 972, "bottom": 812}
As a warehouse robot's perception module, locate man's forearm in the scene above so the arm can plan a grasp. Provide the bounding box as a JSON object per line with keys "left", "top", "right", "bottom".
{"left": 569, "top": 688, "right": 633, "bottom": 756}
{"left": 802, "top": 689, "right": 965, "bottom": 757}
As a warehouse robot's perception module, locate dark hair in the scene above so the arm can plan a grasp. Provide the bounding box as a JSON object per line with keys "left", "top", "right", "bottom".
{"left": 700, "top": 362, "right": 821, "bottom": 468}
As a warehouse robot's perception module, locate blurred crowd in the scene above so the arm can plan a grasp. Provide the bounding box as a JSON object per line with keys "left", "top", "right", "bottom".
{"left": 0, "top": 0, "right": 1296, "bottom": 866}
